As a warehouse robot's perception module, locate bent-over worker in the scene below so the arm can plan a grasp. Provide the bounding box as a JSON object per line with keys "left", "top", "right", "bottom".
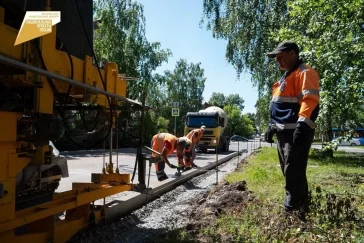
{"left": 151, "top": 133, "right": 191, "bottom": 181}
{"left": 184, "top": 125, "right": 206, "bottom": 169}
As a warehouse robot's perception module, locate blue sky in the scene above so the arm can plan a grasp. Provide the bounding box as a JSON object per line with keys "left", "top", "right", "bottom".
{"left": 137, "top": 0, "right": 258, "bottom": 114}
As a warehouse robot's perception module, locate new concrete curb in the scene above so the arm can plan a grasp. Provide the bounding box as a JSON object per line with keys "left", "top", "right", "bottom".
{"left": 104, "top": 148, "right": 250, "bottom": 223}
{"left": 60, "top": 148, "right": 140, "bottom": 156}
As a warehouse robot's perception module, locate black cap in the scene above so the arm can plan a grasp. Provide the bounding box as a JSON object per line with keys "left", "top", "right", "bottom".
{"left": 267, "top": 41, "right": 300, "bottom": 58}
{"left": 177, "top": 137, "right": 190, "bottom": 149}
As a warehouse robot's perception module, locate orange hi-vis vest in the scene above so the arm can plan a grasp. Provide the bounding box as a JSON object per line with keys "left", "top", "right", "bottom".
{"left": 270, "top": 59, "right": 320, "bottom": 131}
{"left": 186, "top": 129, "right": 203, "bottom": 145}
{"left": 151, "top": 133, "right": 178, "bottom": 157}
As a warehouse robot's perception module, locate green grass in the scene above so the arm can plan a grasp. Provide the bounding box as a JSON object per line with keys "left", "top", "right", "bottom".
{"left": 205, "top": 148, "right": 364, "bottom": 242}
{"left": 226, "top": 148, "right": 284, "bottom": 200}
{"left": 152, "top": 148, "right": 364, "bottom": 242}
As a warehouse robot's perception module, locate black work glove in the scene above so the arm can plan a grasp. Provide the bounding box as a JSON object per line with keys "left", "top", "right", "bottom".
{"left": 293, "top": 122, "right": 310, "bottom": 146}
{"left": 264, "top": 126, "right": 274, "bottom": 143}
{"left": 169, "top": 164, "right": 177, "bottom": 169}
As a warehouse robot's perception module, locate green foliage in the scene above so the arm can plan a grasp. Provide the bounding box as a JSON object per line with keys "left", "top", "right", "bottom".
{"left": 155, "top": 115, "right": 170, "bottom": 133}
{"left": 51, "top": 0, "right": 173, "bottom": 148}
{"left": 155, "top": 59, "right": 206, "bottom": 135}
{"left": 207, "top": 92, "right": 225, "bottom": 108}
{"left": 255, "top": 93, "right": 271, "bottom": 132}
{"left": 223, "top": 104, "right": 255, "bottom": 137}
{"left": 240, "top": 114, "right": 255, "bottom": 137}
{"left": 202, "top": 0, "right": 364, "bottom": 141}
{"left": 278, "top": 0, "right": 364, "bottom": 140}
{"left": 201, "top": 0, "right": 287, "bottom": 85}
{"left": 93, "top": 0, "right": 172, "bottom": 95}
{"left": 245, "top": 112, "right": 256, "bottom": 126}
{"left": 225, "top": 147, "right": 284, "bottom": 200}
{"left": 208, "top": 93, "right": 245, "bottom": 110}
{"left": 200, "top": 147, "right": 364, "bottom": 242}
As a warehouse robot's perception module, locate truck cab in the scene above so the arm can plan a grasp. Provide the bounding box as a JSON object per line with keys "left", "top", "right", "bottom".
{"left": 184, "top": 106, "right": 229, "bottom": 153}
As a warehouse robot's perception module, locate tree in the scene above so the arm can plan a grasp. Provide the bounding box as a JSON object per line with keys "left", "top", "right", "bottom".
{"left": 255, "top": 94, "right": 271, "bottom": 132}
{"left": 240, "top": 114, "right": 255, "bottom": 137}
{"left": 208, "top": 92, "right": 225, "bottom": 108}
{"left": 224, "top": 104, "right": 255, "bottom": 137}
{"left": 202, "top": 0, "right": 364, "bottom": 141}
{"left": 225, "top": 94, "right": 245, "bottom": 110}
{"left": 208, "top": 93, "right": 245, "bottom": 111}
{"left": 158, "top": 59, "right": 207, "bottom": 135}
{"left": 201, "top": 0, "right": 287, "bottom": 85}
{"left": 246, "top": 112, "right": 256, "bottom": 126}
{"left": 224, "top": 104, "right": 242, "bottom": 136}
{"left": 55, "top": 0, "right": 173, "bottom": 148}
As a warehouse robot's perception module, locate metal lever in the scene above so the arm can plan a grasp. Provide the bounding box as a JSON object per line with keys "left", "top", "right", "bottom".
{"left": 135, "top": 146, "right": 162, "bottom": 194}
{"left": 143, "top": 146, "right": 161, "bottom": 156}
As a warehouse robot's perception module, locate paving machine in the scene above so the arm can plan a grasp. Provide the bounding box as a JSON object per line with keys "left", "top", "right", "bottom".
{"left": 0, "top": 0, "right": 146, "bottom": 242}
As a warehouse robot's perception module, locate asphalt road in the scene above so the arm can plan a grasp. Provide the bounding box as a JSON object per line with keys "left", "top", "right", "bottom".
{"left": 56, "top": 139, "right": 362, "bottom": 193}
{"left": 56, "top": 140, "right": 260, "bottom": 193}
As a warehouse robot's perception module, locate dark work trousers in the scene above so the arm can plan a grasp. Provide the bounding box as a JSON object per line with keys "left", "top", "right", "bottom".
{"left": 150, "top": 139, "right": 168, "bottom": 181}
{"left": 276, "top": 129, "right": 315, "bottom": 212}
{"left": 155, "top": 160, "right": 167, "bottom": 180}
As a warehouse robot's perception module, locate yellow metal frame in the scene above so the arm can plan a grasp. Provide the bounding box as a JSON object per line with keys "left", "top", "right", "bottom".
{"left": 0, "top": 7, "right": 127, "bottom": 112}
{"left": 0, "top": 5, "right": 136, "bottom": 243}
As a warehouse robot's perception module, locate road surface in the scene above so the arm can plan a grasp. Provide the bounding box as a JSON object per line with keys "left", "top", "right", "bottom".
{"left": 56, "top": 140, "right": 260, "bottom": 193}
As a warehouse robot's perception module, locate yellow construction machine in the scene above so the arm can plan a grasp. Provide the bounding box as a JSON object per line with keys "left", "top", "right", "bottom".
{"left": 0, "top": 0, "right": 145, "bottom": 242}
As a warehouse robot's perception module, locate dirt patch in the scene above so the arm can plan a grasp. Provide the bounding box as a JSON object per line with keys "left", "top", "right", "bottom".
{"left": 183, "top": 181, "right": 254, "bottom": 242}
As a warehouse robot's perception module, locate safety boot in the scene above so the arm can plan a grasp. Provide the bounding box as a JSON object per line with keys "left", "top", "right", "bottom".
{"left": 157, "top": 172, "right": 169, "bottom": 181}
{"left": 175, "top": 165, "right": 184, "bottom": 176}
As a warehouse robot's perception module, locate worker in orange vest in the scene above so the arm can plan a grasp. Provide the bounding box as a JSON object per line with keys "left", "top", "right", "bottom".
{"left": 265, "top": 41, "right": 320, "bottom": 217}
{"left": 151, "top": 133, "right": 191, "bottom": 181}
{"left": 175, "top": 136, "right": 193, "bottom": 176}
{"left": 184, "top": 125, "right": 206, "bottom": 169}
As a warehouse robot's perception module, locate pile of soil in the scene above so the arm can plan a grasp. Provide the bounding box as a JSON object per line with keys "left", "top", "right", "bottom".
{"left": 183, "top": 180, "right": 255, "bottom": 242}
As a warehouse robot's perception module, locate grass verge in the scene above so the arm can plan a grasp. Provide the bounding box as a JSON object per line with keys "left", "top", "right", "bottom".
{"left": 152, "top": 148, "right": 364, "bottom": 242}
{"left": 202, "top": 148, "right": 364, "bottom": 242}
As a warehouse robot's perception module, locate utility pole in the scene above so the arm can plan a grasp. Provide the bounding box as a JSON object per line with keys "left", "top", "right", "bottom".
{"left": 172, "top": 102, "right": 180, "bottom": 136}
{"left": 174, "top": 116, "right": 177, "bottom": 135}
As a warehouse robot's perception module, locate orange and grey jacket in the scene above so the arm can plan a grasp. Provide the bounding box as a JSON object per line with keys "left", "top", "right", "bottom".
{"left": 270, "top": 60, "right": 320, "bottom": 131}
{"left": 186, "top": 129, "right": 203, "bottom": 145}
{"left": 151, "top": 133, "right": 178, "bottom": 157}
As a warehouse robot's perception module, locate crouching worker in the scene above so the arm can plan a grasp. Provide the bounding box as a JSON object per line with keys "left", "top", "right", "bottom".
{"left": 151, "top": 133, "right": 190, "bottom": 181}
{"left": 182, "top": 148, "right": 193, "bottom": 171}
{"left": 184, "top": 125, "right": 206, "bottom": 168}
{"left": 175, "top": 137, "right": 192, "bottom": 176}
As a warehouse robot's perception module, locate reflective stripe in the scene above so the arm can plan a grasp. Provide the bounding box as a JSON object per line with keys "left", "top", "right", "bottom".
{"left": 297, "top": 89, "right": 320, "bottom": 101}
{"left": 271, "top": 96, "right": 299, "bottom": 103}
{"left": 298, "top": 117, "right": 315, "bottom": 129}
{"left": 271, "top": 123, "right": 297, "bottom": 130}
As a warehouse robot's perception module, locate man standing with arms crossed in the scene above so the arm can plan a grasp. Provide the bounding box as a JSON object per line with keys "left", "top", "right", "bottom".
{"left": 264, "top": 41, "right": 320, "bottom": 217}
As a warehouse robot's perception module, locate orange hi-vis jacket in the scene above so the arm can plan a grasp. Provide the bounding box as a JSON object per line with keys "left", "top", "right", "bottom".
{"left": 186, "top": 129, "right": 203, "bottom": 145}
{"left": 151, "top": 133, "right": 178, "bottom": 157}
{"left": 270, "top": 60, "right": 320, "bottom": 131}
